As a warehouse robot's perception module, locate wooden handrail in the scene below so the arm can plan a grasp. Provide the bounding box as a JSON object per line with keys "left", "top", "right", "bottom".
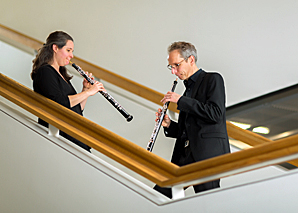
{"left": 227, "top": 122, "right": 272, "bottom": 146}
{"left": 0, "top": 73, "right": 178, "bottom": 185}
{"left": 1, "top": 24, "right": 298, "bottom": 189}
{"left": 2, "top": 72, "right": 298, "bottom": 188}
{"left": 164, "top": 133, "right": 298, "bottom": 186}
{"left": 227, "top": 122, "right": 298, "bottom": 167}
{"left": 0, "top": 23, "right": 179, "bottom": 113}
{"left": 0, "top": 24, "right": 42, "bottom": 51}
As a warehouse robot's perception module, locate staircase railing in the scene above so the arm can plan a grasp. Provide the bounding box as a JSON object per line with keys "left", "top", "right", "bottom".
{"left": 2, "top": 72, "right": 298, "bottom": 199}
{"left": 2, "top": 23, "right": 298, "bottom": 199}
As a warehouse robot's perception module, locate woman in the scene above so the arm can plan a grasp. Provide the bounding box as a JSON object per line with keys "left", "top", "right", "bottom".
{"left": 31, "top": 31, "right": 104, "bottom": 152}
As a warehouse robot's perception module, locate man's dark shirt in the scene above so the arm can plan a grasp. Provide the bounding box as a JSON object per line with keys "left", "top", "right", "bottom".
{"left": 177, "top": 69, "right": 202, "bottom": 142}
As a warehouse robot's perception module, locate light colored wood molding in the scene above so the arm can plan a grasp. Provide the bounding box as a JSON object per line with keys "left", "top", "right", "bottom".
{"left": 162, "top": 133, "right": 298, "bottom": 186}
{"left": 2, "top": 23, "right": 298, "bottom": 187}
{"left": 0, "top": 73, "right": 178, "bottom": 185}
{"left": 2, "top": 72, "right": 298, "bottom": 187}
{"left": 226, "top": 121, "right": 272, "bottom": 146}
{"left": 226, "top": 121, "right": 298, "bottom": 167}
{"left": 0, "top": 24, "right": 43, "bottom": 52}
{"left": 0, "top": 23, "right": 179, "bottom": 113}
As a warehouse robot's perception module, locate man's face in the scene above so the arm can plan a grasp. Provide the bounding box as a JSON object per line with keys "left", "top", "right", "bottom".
{"left": 168, "top": 50, "right": 191, "bottom": 80}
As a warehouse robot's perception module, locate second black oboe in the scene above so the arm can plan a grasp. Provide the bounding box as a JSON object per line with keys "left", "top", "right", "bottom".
{"left": 69, "top": 61, "right": 133, "bottom": 122}
{"left": 147, "top": 78, "right": 178, "bottom": 152}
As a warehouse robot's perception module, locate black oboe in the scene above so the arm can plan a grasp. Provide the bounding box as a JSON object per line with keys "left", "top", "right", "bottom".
{"left": 147, "top": 79, "right": 178, "bottom": 152}
{"left": 70, "top": 61, "right": 133, "bottom": 122}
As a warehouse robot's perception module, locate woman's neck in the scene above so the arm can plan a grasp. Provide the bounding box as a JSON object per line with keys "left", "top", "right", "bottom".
{"left": 49, "top": 61, "right": 59, "bottom": 72}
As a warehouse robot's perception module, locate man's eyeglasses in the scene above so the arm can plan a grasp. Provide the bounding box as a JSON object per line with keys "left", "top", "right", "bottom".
{"left": 167, "top": 58, "right": 186, "bottom": 70}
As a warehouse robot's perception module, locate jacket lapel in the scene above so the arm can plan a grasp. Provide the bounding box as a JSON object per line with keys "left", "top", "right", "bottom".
{"left": 191, "top": 69, "right": 206, "bottom": 98}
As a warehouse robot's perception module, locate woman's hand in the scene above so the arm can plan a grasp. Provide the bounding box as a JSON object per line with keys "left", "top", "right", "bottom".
{"left": 82, "top": 72, "right": 106, "bottom": 96}
{"left": 87, "top": 81, "right": 106, "bottom": 96}
{"left": 82, "top": 71, "right": 93, "bottom": 90}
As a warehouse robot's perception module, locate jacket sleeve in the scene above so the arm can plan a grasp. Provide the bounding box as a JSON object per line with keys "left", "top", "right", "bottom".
{"left": 177, "top": 73, "right": 226, "bottom": 124}
{"left": 163, "top": 120, "right": 179, "bottom": 138}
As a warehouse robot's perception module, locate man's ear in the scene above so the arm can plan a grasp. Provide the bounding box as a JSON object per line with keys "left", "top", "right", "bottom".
{"left": 189, "top": 55, "right": 195, "bottom": 65}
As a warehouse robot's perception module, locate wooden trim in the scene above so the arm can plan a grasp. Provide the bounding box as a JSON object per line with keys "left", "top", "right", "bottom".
{"left": 0, "top": 23, "right": 179, "bottom": 113}
{"left": 2, "top": 73, "right": 298, "bottom": 188}
{"left": 2, "top": 24, "right": 298, "bottom": 188}
{"left": 226, "top": 121, "right": 298, "bottom": 167}
{"left": 0, "top": 24, "right": 42, "bottom": 51}
{"left": 226, "top": 121, "right": 272, "bottom": 146}
{"left": 0, "top": 73, "right": 178, "bottom": 185}
{"left": 163, "top": 134, "right": 298, "bottom": 186}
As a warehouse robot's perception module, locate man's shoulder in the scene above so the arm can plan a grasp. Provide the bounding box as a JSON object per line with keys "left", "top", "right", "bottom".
{"left": 200, "top": 70, "right": 223, "bottom": 79}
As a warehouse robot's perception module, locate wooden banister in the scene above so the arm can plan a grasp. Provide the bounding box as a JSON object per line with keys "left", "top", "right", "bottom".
{"left": 164, "top": 133, "right": 298, "bottom": 186}
{"left": 0, "top": 23, "right": 179, "bottom": 113}
{"left": 0, "top": 24, "right": 42, "bottom": 51}
{"left": 227, "top": 121, "right": 298, "bottom": 167}
{"left": 0, "top": 73, "right": 178, "bottom": 185}
{"left": 2, "top": 72, "right": 298, "bottom": 188}
{"left": 2, "top": 24, "right": 298, "bottom": 189}
{"left": 226, "top": 122, "right": 272, "bottom": 146}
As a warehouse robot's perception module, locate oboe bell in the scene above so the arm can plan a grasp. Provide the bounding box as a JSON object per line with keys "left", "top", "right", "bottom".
{"left": 126, "top": 115, "right": 133, "bottom": 122}
{"left": 69, "top": 61, "right": 133, "bottom": 122}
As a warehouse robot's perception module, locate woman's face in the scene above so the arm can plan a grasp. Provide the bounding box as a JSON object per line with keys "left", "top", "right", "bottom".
{"left": 53, "top": 40, "right": 74, "bottom": 66}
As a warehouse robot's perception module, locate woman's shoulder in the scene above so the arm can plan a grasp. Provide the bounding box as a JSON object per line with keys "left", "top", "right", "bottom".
{"left": 38, "top": 64, "right": 55, "bottom": 72}
{"left": 36, "top": 64, "right": 57, "bottom": 77}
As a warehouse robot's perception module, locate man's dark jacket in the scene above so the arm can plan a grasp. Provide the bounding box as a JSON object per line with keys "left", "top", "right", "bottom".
{"left": 164, "top": 70, "right": 230, "bottom": 164}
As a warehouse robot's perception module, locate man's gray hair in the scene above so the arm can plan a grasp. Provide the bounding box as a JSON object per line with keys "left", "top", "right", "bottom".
{"left": 168, "top": 41, "right": 198, "bottom": 62}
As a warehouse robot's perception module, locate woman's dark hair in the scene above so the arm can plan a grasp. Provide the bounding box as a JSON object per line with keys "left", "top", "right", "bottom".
{"left": 31, "top": 31, "right": 74, "bottom": 81}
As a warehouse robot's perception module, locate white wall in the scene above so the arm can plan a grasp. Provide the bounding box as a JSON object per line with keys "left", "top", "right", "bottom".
{"left": 2, "top": 3, "right": 298, "bottom": 210}
{"left": 1, "top": 0, "right": 298, "bottom": 107}
{"left": 1, "top": 0, "right": 298, "bottom": 165}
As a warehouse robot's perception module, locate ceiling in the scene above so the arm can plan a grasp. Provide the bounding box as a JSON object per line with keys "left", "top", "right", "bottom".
{"left": 226, "top": 84, "right": 298, "bottom": 170}
{"left": 226, "top": 83, "right": 298, "bottom": 141}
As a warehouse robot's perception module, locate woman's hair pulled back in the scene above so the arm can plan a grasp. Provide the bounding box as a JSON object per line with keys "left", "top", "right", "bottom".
{"left": 31, "top": 31, "right": 73, "bottom": 80}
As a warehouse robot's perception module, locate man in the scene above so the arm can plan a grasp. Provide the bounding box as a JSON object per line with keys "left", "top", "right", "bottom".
{"left": 154, "top": 41, "right": 230, "bottom": 198}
